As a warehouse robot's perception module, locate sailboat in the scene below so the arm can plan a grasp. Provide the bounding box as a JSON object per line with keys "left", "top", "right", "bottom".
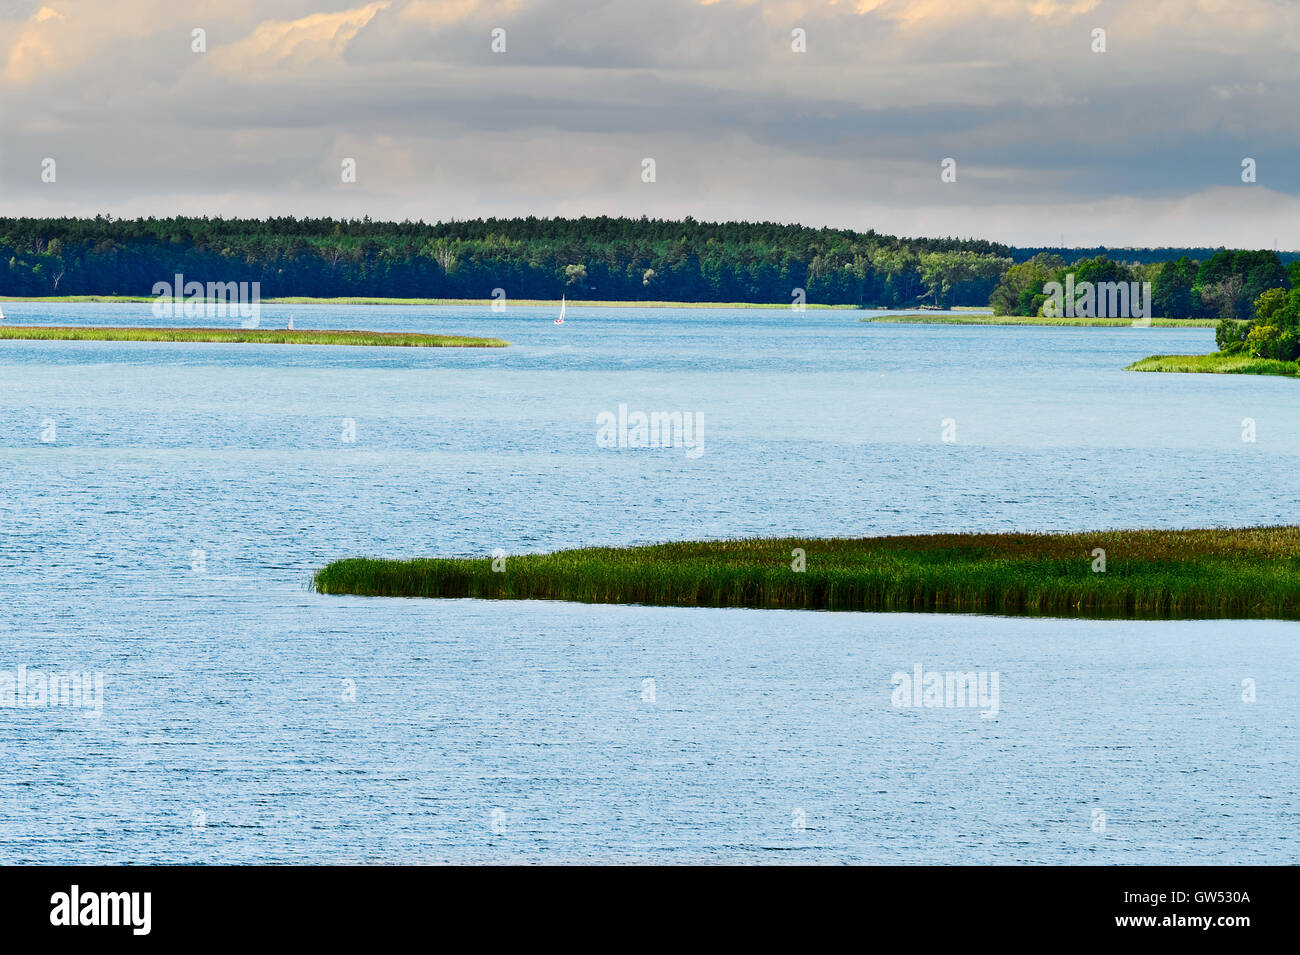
{"left": 554, "top": 296, "right": 565, "bottom": 325}
{"left": 288, "top": 316, "right": 295, "bottom": 330}
{"left": 0, "top": 304, "right": 5, "bottom": 321}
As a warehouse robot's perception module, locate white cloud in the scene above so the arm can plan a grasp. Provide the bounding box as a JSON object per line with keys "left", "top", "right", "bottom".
{"left": 210, "top": 2, "right": 392, "bottom": 76}
{"left": 1, "top": 0, "right": 1297, "bottom": 247}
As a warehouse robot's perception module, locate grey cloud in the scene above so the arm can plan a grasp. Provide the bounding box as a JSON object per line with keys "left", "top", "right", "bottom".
{"left": 1, "top": 0, "right": 1297, "bottom": 247}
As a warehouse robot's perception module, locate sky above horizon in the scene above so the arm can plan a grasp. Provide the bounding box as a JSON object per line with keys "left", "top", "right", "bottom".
{"left": 1, "top": 0, "right": 1298, "bottom": 248}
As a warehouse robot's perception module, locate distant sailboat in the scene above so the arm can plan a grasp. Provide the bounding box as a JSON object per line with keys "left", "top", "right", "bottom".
{"left": 555, "top": 296, "right": 565, "bottom": 325}
{"left": 0, "top": 304, "right": 5, "bottom": 321}
{"left": 288, "top": 316, "right": 295, "bottom": 330}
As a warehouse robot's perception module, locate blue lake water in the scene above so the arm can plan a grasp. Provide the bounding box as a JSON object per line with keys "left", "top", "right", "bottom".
{"left": 0, "top": 302, "right": 1296, "bottom": 863}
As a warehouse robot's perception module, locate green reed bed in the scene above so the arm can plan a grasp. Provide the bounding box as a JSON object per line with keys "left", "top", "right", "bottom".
{"left": 0, "top": 295, "right": 153, "bottom": 303}
{"left": 263, "top": 297, "right": 856, "bottom": 309}
{"left": 0, "top": 326, "right": 507, "bottom": 347}
{"left": 314, "top": 527, "right": 1300, "bottom": 620}
{"left": 1127, "top": 353, "right": 1299, "bottom": 376}
{"left": 863, "top": 314, "right": 1218, "bottom": 327}
{"left": 0, "top": 295, "right": 851, "bottom": 309}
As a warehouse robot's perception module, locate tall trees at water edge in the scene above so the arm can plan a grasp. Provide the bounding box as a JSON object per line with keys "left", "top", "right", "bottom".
{"left": 990, "top": 250, "right": 1293, "bottom": 320}
{"left": 4, "top": 216, "right": 1293, "bottom": 314}
{"left": 0, "top": 216, "right": 1010, "bottom": 307}
{"left": 1216, "top": 282, "right": 1300, "bottom": 360}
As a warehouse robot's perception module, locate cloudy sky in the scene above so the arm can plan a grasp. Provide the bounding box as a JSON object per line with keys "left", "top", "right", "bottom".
{"left": 1, "top": 0, "right": 1297, "bottom": 247}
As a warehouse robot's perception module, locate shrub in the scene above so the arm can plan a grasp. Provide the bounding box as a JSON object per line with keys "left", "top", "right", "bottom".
{"left": 1216, "top": 317, "right": 1248, "bottom": 352}
{"left": 1245, "top": 324, "right": 1281, "bottom": 358}
{"left": 1276, "top": 329, "right": 1300, "bottom": 362}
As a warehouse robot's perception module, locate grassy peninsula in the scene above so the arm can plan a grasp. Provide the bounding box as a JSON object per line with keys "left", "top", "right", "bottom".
{"left": 266, "top": 297, "right": 857, "bottom": 309}
{"left": 0, "top": 326, "right": 507, "bottom": 347}
{"left": 313, "top": 527, "right": 1300, "bottom": 620}
{"left": 1129, "top": 285, "right": 1300, "bottom": 376}
{"left": 1127, "top": 353, "right": 1299, "bottom": 376}
{"left": 863, "top": 313, "right": 1217, "bottom": 327}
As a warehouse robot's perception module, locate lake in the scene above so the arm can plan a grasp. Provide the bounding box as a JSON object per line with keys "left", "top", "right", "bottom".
{"left": 0, "top": 302, "right": 1296, "bottom": 863}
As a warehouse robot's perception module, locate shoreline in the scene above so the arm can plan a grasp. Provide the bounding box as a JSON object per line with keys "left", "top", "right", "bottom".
{"left": 313, "top": 527, "right": 1300, "bottom": 620}
{"left": 863, "top": 314, "right": 1218, "bottom": 328}
{"left": 0, "top": 295, "right": 860, "bottom": 309}
{"left": 0, "top": 298, "right": 1215, "bottom": 324}
{"left": 0, "top": 326, "right": 507, "bottom": 347}
{"left": 1127, "top": 352, "right": 1299, "bottom": 376}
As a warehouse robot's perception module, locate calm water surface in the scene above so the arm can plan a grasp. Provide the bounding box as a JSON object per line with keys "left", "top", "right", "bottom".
{"left": 0, "top": 303, "right": 1296, "bottom": 863}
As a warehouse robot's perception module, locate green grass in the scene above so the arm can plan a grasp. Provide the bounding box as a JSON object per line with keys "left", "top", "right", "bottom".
{"left": 1127, "top": 352, "right": 1300, "bottom": 376}
{"left": 0, "top": 325, "right": 507, "bottom": 347}
{"left": 863, "top": 313, "right": 1218, "bottom": 327}
{"left": 313, "top": 527, "right": 1300, "bottom": 620}
{"left": 267, "top": 297, "right": 859, "bottom": 309}
{"left": 0, "top": 295, "right": 155, "bottom": 303}
{"left": 0, "top": 294, "right": 856, "bottom": 309}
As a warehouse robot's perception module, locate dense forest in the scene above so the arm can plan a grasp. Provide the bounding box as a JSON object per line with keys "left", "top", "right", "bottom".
{"left": 1215, "top": 281, "right": 1300, "bottom": 360}
{"left": 1011, "top": 246, "right": 1300, "bottom": 266}
{"left": 0, "top": 215, "right": 1013, "bottom": 307}
{"left": 990, "top": 251, "right": 1299, "bottom": 320}
{"left": 2, "top": 216, "right": 1294, "bottom": 318}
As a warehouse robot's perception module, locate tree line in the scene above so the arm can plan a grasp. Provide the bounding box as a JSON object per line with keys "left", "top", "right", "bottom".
{"left": 990, "top": 250, "right": 1298, "bottom": 320}
{"left": 1216, "top": 284, "right": 1300, "bottom": 360}
{"left": 1010, "top": 245, "right": 1300, "bottom": 266}
{"left": 2, "top": 216, "right": 1293, "bottom": 318}
{"left": 0, "top": 215, "right": 1011, "bottom": 307}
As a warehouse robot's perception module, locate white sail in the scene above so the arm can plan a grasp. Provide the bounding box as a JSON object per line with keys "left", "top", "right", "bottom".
{"left": 556, "top": 296, "right": 566, "bottom": 324}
